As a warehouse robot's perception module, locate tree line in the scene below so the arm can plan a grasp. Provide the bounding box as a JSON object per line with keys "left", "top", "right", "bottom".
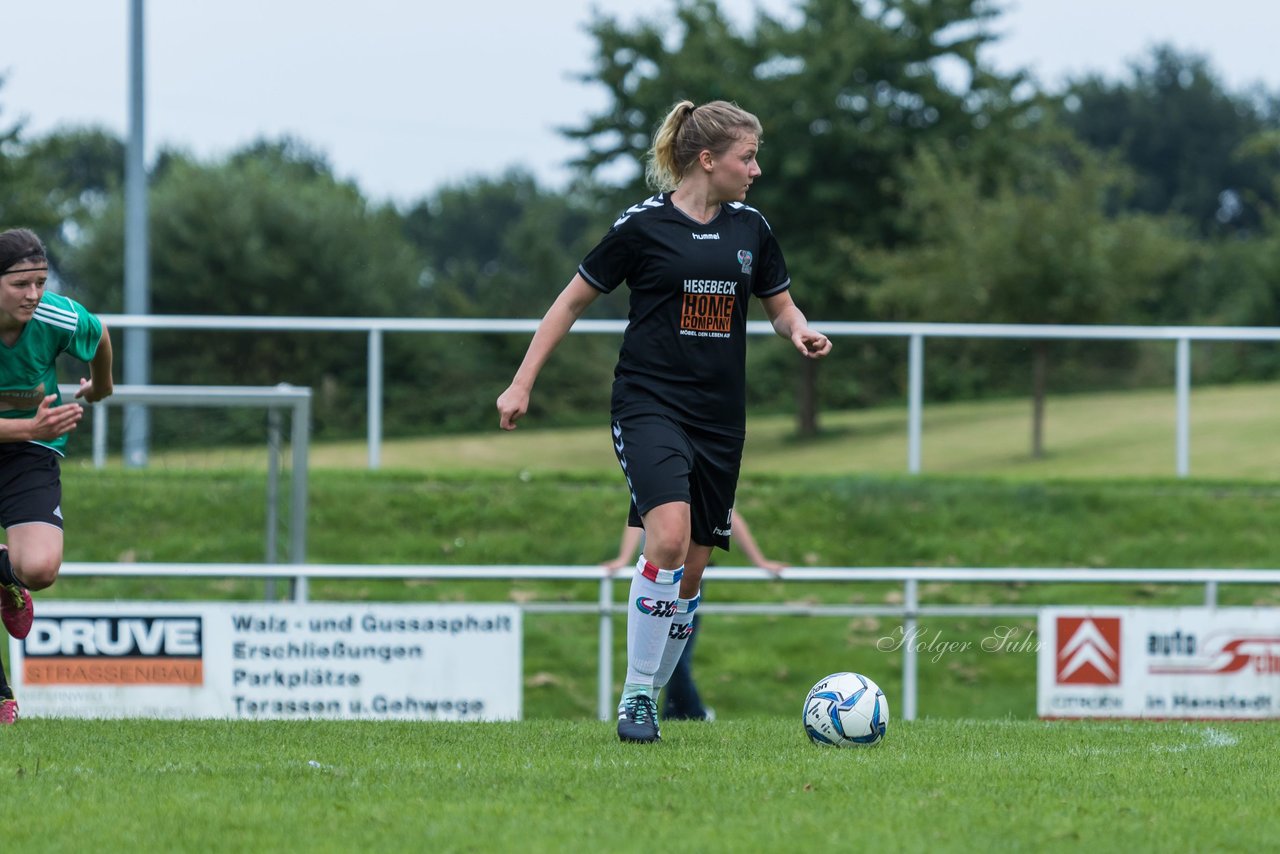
{"left": 3, "top": 0, "right": 1280, "bottom": 451}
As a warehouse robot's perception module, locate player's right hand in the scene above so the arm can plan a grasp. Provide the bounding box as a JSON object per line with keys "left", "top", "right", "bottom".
{"left": 29, "top": 394, "right": 83, "bottom": 440}
{"left": 496, "top": 384, "right": 529, "bottom": 431}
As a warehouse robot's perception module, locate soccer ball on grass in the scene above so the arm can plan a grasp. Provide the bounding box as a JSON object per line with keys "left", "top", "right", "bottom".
{"left": 802, "top": 671, "right": 888, "bottom": 747}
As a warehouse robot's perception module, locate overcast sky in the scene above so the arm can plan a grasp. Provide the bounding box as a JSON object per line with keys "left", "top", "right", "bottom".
{"left": 5, "top": 1, "right": 1278, "bottom": 205}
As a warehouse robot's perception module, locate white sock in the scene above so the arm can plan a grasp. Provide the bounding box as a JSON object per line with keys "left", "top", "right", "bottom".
{"left": 623, "top": 554, "right": 682, "bottom": 692}
{"left": 654, "top": 591, "right": 699, "bottom": 690}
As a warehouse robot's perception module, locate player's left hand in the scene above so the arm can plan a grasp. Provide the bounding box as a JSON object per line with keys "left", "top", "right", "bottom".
{"left": 793, "top": 327, "right": 831, "bottom": 359}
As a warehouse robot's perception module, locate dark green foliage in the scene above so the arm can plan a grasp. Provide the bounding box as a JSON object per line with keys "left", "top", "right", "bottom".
{"left": 862, "top": 130, "right": 1195, "bottom": 452}
{"left": 61, "top": 140, "right": 424, "bottom": 441}
{"left": 397, "top": 171, "right": 622, "bottom": 432}
{"left": 402, "top": 169, "right": 602, "bottom": 318}
{"left": 1062, "top": 45, "right": 1280, "bottom": 237}
{"left": 0, "top": 76, "right": 123, "bottom": 255}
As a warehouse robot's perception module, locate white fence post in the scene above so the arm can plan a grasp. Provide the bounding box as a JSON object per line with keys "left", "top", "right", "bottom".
{"left": 1176, "top": 337, "right": 1191, "bottom": 478}
{"left": 368, "top": 328, "right": 383, "bottom": 471}
{"left": 265, "top": 407, "right": 281, "bottom": 600}
{"left": 908, "top": 333, "right": 924, "bottom": 475}
{"left": 290, "top": 387, "right": 311, "bottom": 602}
{"left": 92, "top": 401, "right": 108, "bottom": 469}
{"left": 598, "top": 576, "right": 614, "bottom": 721}
{"left": 903, "top": 578, "right": 919, "bottom": 721}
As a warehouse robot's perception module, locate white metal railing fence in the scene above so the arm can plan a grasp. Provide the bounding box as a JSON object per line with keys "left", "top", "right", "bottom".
{"left": 55, "top": 562, "right": 1280, "bottom": 722}
{"left": 95, "top": 315, "right": 1280, "bottom": 476}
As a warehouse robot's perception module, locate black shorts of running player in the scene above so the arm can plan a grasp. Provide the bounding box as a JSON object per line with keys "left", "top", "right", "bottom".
{"left": 611, "top": 413, "right": 742, "bottom": 551}
{"left": 0, "top": 442, "right": 64, "bottom": 530}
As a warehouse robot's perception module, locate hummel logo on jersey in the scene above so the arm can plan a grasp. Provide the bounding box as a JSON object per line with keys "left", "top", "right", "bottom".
{"left": 692, "top": 232, "right": 720, "bottom": 240}
{"left": 728, "top": 200, "right": 773, "bottom": 230}
{"left": 612, "top": 195, "right": 665, "bottom": 228}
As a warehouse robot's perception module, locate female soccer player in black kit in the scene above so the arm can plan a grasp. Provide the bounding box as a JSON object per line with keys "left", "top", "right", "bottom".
{"left": 496, "top": 100, "right": 831, "bottom": 743}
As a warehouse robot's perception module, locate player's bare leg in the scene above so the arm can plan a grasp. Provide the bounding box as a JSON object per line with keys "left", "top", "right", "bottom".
{"left": 1, "top": 525, "right": 64, "bottom": 641}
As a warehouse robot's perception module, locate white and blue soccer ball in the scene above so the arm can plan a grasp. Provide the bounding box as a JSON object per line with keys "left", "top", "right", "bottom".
{"left": 802, "top": 671, "right": 888, "bottom": 747}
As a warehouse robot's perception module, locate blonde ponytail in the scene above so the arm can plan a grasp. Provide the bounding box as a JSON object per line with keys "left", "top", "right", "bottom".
{"left": 644, "top": 100, "right": 763, "bottom": 192}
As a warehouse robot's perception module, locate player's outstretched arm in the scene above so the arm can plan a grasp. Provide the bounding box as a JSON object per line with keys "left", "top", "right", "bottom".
{"left": 497, "top": 275, "right": 601, "bottom": 430}
{"left": 760, "top": 291, "right": 831, "bottom": 360}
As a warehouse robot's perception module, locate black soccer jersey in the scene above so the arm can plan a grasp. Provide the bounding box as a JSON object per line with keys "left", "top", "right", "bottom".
{"left": 578, "top": 193, "right": 790, "bottom": 434}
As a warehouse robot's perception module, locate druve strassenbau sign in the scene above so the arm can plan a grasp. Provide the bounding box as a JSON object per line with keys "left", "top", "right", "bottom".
{"left": 10, "top": 601, "right": 521, "bottom": 720}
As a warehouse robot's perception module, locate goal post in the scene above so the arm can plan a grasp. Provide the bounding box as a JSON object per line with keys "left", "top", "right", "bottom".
{"left": 59, "top": 383, "right": 312, "bottom": 601}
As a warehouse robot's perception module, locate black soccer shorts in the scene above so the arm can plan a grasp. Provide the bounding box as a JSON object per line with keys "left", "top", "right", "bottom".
{"left": 610, "top": 413, "right": 742, "bottom": 550}
{"left": 0, "top": 442, "right": 65, "bottom": 530}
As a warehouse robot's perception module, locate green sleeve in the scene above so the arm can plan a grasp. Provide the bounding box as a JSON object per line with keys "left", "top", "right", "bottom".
{"left": 64, "top": 298, "right": 104, "bottom": 362}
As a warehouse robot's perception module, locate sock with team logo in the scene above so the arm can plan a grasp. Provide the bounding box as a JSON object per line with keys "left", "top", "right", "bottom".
{"left": 623, "top": 554, "right": 682, "bottom": 694}
{"left": 654, "top": 591, "right": 700, "bottom": 690}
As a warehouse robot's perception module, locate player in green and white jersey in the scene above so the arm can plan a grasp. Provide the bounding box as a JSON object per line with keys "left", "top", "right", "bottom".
{"left": 0, "top": 228, "right": 114, "bottom": 725}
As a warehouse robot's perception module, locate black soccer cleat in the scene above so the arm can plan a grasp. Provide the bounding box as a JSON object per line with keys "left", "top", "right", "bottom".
{"left": 617, "top": 694, "right": 661, "bottom": 743}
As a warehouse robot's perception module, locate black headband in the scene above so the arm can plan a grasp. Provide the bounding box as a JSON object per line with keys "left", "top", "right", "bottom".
{"left": 1, "top": 265, "right": 48, "bottom": 275}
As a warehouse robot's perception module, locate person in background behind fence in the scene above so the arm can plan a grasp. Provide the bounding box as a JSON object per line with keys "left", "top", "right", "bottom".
{"left": 601, "top": 508, "right": 788, "bottom": 721}
{"left": 497, "top": 98, "right": 830, "bottom": 743}
{"left": 0, "top": 228, "right": 114, "bottom": 725}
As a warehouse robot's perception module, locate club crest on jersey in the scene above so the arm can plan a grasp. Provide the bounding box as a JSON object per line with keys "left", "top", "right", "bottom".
{"left": 737, "top": 249, "right": 753, "bottom": 274}
{"left": 635, "top": 597, "right": 678, "bottom": 618}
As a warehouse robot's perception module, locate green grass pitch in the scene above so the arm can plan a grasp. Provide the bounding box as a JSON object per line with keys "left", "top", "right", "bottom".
{"left": 3, "top": 718, "right": 1278, "bottom": 851}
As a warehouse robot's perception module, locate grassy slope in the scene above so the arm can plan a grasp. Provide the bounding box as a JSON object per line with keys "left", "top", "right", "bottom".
{"left": 134, "top": 380, "right": 1280, "bottom": 480}
{"left": 36, "top": 467, "right": 1280, "bottom": 721}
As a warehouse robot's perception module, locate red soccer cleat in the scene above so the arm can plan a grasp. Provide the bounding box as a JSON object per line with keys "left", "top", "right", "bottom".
{"left": 0, "top": 544, "right": 32, "bottom": 640}
{"left": 1, "top": 582, "right": 32, "bottom": 640}
{"left": 0, "top": 698, "right": 17, "bottom": 725}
